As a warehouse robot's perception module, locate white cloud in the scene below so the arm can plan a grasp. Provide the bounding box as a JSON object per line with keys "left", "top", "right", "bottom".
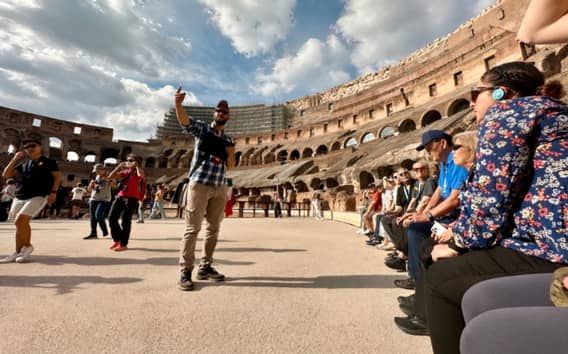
{"left": 197, "top": 0, "right": 296, "bottom": 57}
{"left": 0, "top": 0, "right": 199, "bottom": 141}
{"left": 336, "top": 0, "right": 497, "bottom": 73}
{"left": 252, "top": 35, "right": 350, "bottom": 97}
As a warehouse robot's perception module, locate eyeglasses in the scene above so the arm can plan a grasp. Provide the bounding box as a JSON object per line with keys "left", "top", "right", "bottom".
{"left": 24, "top": 143, "right": 38, "bottom": 149}
{"left": 126, "top": 159, "right": 135, "bottom": 162}
{"left": 470, "top": 86, "right": 496, "bottom": 103}
{"left": 413, "top": 166, "right": 426, "bottom": 171}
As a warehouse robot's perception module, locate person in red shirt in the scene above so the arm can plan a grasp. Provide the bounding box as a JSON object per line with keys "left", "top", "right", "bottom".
{"left": 363, "top": 183, "right": 383, "bottom": 237}
{"left": 107, "top": 154, "right": 145, "bottom": 251}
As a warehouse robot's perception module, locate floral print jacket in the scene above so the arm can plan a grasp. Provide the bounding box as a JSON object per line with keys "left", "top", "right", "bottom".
{"left": 453, "top": 96, "right": 568, "bottom": 264}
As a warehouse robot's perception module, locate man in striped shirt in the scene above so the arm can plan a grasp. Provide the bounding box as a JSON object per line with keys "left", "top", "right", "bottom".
{"left": 174, "top": 87, "right": 235, "bottom": 291}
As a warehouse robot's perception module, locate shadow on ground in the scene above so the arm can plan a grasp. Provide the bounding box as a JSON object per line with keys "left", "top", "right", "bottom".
{"left": 202, "top": 275, "right": 404, "bottom": 289}
{"left": 0, "top": 275, "right": 142, "bottom": 295}
{"left": 28, "top": 255, "right": 254, "bottom": 267}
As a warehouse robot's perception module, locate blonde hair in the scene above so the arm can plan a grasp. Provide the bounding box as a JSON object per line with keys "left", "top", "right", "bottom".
{"left": 453, "top": 131, "right": 478, "bottom": 165}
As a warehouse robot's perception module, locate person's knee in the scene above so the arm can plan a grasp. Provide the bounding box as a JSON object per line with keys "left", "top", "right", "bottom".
{"left": 14, "top": 215, "right": 31, "bottom": 228}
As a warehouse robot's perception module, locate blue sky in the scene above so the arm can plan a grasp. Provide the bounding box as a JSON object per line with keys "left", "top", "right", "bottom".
{"left": 0, "top": 0, "right": 493, "bottom": 141}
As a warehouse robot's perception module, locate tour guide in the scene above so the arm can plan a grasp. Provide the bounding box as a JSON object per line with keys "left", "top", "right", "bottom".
{"left": 174, "top": 87, "right": 236, "bottom": 291}
{"left": 1, "top": 137, "right": 61, "bottom": 263}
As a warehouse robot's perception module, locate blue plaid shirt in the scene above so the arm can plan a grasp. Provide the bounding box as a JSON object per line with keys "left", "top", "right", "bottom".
{"left": 182, "top": 120, "right": 232, "bottom": 187}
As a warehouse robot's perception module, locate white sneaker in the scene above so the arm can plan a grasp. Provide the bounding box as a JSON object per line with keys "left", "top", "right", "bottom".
{"left": 15, "top": 245, "right": 34, "bottom": 263}
{"left": 0, "top": 252, "right": 19, "bottom": 263}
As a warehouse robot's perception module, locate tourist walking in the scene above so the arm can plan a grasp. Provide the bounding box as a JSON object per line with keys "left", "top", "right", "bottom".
{"left": 107, "top": 154, "right": 145, "bottom": 252}
{"left": 311, "top": 192, "right": 323, "bottom": 220}
{"left": 84, "top": 164, "right": 112, "bottom": 239}
{"left": 150, "top": 184, "right": 167, "bottom": 219}
{"left": 70, "top": 182, "right": 86, "bottom": 219}
{"left": 174, "top": 86, "right": 235, "bottom": 291}
{"left": 0, "top": 138, "right": 61, "bottom": 263}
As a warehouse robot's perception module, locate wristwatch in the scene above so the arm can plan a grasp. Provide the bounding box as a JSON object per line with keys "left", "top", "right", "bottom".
{"left": 426, "top": 212, "right": 435, "bottom": 222}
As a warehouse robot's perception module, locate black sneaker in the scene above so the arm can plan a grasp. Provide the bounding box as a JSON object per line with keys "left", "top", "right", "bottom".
{"left": 385, "top": 256, "right": 406, "bottom": 272}
{"left": 397, "top": 294, "right": 415, "bottom": 307}
{"left": 196, "top": 265, "right": 225, "bottom": 281}
{"left": 178, "top": 270, "right": 194, "bottom": 291}
{"left": 394, "top": 277, "right": 416, "bottom": 290}
{"left": 83, "top": 235, "right": 98, "bottom": 240}
{"left": 394, "top": 316, "right": 429, "bottom": 336}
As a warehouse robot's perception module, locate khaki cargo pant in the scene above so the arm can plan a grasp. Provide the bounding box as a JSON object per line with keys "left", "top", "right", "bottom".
{"left": 179, "top": 181, "right": 228, "bottom": 271}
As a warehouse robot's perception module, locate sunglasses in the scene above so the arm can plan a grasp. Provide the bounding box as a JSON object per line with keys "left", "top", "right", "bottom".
{"left": 126, "top": 159, "right": 135, "bottom": 162}
{"left": 470, "top": 86, "right": 496, "bottom": 103}
{"left": 24, "top": 143, "right": 38, "bottom": 149}
{"left": 452, "top": 144, "right": 463, "bottom": 151}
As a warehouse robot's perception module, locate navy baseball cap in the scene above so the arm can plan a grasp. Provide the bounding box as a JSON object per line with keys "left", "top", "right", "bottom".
{"left": 416, "top": 130, "right": 452, "bottom": 151}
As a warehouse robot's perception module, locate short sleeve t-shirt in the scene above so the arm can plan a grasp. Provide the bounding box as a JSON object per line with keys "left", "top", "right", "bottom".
{"left": 15, "top": 156, "right": 59, "bottom": 200}
{"left": 90, "top": 176, "right": 112, "bottom": 202}
{"left": 371, "top": 191, "right": 383, "bottom": 212}
{"left": 438, "top": 152, "right": 468, "bottom": 199}
{"left": 117, "top": 169, "right": 144, "bottom": 200}
{"left": 71, "top": 187, "right": 86, "bottom": 200}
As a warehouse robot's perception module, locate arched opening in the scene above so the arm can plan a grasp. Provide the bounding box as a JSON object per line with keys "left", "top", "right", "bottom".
{"left": 171, "top": 149, "right": 187, "bottom": 168}
{"left": 103, "top": 157, "right": 118, "bottom": 166}
{"left": 398, "top": 119, "right": 416, "bottom": 133}
{"left": 277, "top": 150, "right": 288, "bottom": 162}
{"left": 120, "top": 146, "right": 132, "bottom": 161}
{"left": 145, "top": 157, "right": 156, "bottom": 168}
{"left": 331, "top": 142, "right": 341, "bottom": 151}
{"left": 361, "top": 132, "right": 376, "bottom": 144}
{"left": 447, "top": 99, "right": 471, "bottom": 116}
{"left": 158, "top": 157, "right": 168, "bottom": 168}
{"left": 264, "top": 152, "right": 276, "bottom": 164}
{"left": 163, "top": 149, "right": 174, "bottom": 157}
{"left": 309, "top": 178, "right": 322, "bottom": 190}
{"left": 66, "top": 151, "right": 79, "bottom": 162}
{"left": 379, "top": 126, "right": 395, "bottom": 139}
{"left": 302, "top": 148, "right": 313, "bottom": 159}
{"left": 7, "top": 144, "right": 16, "bottom": 154}
{"left": 344, "top": 137, "right": 358, "bottom": 148}
{"left": 235, "top": 151, "right": 242, "bottom": 166}
{"left": 49, "top": 137, "right": 64, "bottom": 160}
{"left": 326, "top": 178, "right": 339, "bottom": 188}
{"left": 359, "top": 171, "right": 375, "bottom": 189}
{"left": 49, "top": 137, "right": 63, "bottom": 149}
{"left": 421, "top": 110, "right": 442, "bottom": 127}
{"left": 84, "top": 153, "right": 97, "bottom": 163}
{"left": 289, "top": 150, "right": 300, "bottom": 161}
{"left": 294, "top": 181, "right": 309, "bottom": 193}
{"left": 315, "top": 145, "right": 328, "bottom": 156}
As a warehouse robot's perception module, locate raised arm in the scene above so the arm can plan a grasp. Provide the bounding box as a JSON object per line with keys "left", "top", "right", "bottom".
{"left": 174, "top": 86, "right": 191, "bottom": 127}
{"left": 2, "top": 152, "right": 26, "bottom": 179}
{"left": 517, "top": 0, "right": 568, "bottom": 44}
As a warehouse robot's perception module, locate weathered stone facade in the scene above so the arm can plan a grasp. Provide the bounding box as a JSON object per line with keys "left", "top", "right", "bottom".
{"left": 2, "top": 0, "right": 568, "bottom": 211}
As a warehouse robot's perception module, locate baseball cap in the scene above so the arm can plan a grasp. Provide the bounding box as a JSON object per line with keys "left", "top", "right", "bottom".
{"left": 92, "top": 163, "right": 104, "bottom": 173}
{"left": 416, "top": 130, "right": 452, "bottom": 151}
{"left": 216, "top": 100, "right": 229, "bottom": 113}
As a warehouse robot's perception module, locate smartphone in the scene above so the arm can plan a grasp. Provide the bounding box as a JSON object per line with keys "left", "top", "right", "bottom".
{"left": 431, "top": 221, "right": 448, "bottom": 235}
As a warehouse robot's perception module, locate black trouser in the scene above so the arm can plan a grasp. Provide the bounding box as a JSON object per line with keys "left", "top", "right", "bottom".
{"left": 274, "top": 203, "right": 282, "bottom": 218}
{"left": 108, "top": 197, "right": 139, "bottom": 246}
{"left": 420, "top": 246, "right": 563, "bottom": 354}
{"left": 381, "top": 215, "right": 407, "bottom": 253}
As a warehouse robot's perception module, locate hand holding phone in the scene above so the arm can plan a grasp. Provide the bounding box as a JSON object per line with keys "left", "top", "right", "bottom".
{"left": 174, "top": 85, "right": 186, "bottom": 106}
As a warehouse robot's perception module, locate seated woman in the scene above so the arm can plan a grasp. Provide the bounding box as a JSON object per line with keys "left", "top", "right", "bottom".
{"left": 420, "top": 61, "right": 567, "bottom": 354}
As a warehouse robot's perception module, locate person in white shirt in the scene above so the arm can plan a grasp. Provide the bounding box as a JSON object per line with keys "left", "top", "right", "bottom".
{"left": 70, "top": 183, "right": 86, "bottom": 219}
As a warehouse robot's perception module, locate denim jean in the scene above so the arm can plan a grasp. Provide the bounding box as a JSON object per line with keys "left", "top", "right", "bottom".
{"left": 89, "top": 200, "right": 108, "bottom": 236}
{"left": 373, "top": 213, "right": 384, "bottom": 240}
{"left": 150, "top": 200, "right": 166, "bottom": 219}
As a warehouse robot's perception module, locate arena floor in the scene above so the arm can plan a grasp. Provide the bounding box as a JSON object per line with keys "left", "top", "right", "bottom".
{"left": 0, "top": 217, "right": 431, "bottom": 354}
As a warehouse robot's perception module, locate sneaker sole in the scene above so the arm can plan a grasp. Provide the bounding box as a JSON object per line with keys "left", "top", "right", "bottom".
{"left": 178, "top": 284, "right": 194, "bottom": 291}
{"left": 196, "top": 275, "right": 225, "bottom": 281}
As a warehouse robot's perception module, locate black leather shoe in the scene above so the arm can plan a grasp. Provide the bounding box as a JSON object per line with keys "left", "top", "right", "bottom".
{"left": 394, "top": 277, "right": 416, "bottom": 290}
{"left": 397, "top": 294, "right": 415, "bottom": 307}
{"left": 178, "top": 270, "right": 194, "bottom": 291}
{"left": 384, "top": 252, "right": 398, "bottom": 261}
{"left": 83, "top": 235, "right": 97, "bottom": 240}
{"left": 399, "top": 302, "right": 414, "bottom": 317}
{"left": 394, "top": 316, "right": 429, "bottom": 336}
{"left": 385, "top": 257, "right": 406, "bottom": 271}
{"left": 365, "top": 239, "right": 379, "bottom": 246}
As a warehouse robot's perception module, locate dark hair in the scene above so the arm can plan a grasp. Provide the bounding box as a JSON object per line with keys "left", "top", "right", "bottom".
{"left": 481, "top": 61, "right": 565, "bottom": 99}
{"left": 127, "top": 153, "right": 142, "bottom": 166}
